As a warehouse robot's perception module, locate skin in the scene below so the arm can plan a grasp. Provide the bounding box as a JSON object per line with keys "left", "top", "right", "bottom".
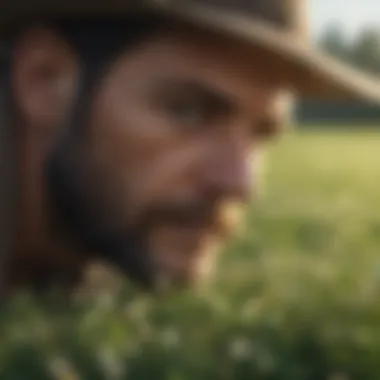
{"left": 5, "top": 21, "right": 289, "bottom": 294}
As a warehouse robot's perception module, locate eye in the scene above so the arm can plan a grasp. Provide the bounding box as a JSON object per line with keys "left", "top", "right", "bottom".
{"left": 165, "top": 98, "right": 211, "bottom": 128}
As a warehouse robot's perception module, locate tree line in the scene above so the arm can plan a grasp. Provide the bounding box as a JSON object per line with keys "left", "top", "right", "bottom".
{"left": 318, "top": 23, "right": 380, "bottom": 76}
{"left": 296, "top": 23, "right": 380, "bottom": 125}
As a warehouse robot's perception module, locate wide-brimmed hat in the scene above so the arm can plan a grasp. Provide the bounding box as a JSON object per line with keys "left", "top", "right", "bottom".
{"left": 2, "top": 0, "right": 380, "bottom": 104}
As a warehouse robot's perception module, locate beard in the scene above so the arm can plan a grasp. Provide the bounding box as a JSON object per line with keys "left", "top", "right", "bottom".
{"left": 45, "top": 140, "right": 160, "bottom": 291}
{"left": 45, "top": 137, "right": 234, "bottom": 293}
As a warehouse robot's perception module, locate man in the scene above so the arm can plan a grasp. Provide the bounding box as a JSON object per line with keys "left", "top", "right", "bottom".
{"left": 1, "top": 0, "right": 380, "bottom": 294}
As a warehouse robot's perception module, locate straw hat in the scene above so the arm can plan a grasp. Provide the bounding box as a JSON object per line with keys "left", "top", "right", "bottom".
{"left": 2, "top": 0, "right": 380, "bottom": 103}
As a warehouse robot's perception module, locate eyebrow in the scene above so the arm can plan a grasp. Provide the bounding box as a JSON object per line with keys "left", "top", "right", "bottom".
{"left": 153, "top": 78, "right": 239, "bottom": 115}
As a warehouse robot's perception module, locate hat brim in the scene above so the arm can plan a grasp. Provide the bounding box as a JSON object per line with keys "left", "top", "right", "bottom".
{"left": 157, "top": 2, "right": 380, "bottom": 104}
{"left": 3, "top": 1, "right": 380, "bottom": 104}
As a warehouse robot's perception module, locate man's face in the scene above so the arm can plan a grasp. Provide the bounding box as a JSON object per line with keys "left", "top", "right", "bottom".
{"left": 14, "top": 23, "right": 286, "bottom": 290}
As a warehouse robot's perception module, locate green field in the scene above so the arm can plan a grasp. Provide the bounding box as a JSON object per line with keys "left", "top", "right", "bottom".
{"left": 2, "top": 128, "right": 380, "bottom": 380}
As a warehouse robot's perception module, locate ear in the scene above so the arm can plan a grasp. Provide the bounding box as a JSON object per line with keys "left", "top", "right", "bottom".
{"left": 11, "top": 25, "right": 79, "bottom": 131}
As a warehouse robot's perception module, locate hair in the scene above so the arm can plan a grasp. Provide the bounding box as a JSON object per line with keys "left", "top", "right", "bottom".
{"left": 0, "top": 14, "right": 171, "bottom": 291}
{"left": 0, "top": 60, "right": 17, "bottom": 295}
{"left": 49, "top": 14, "right": 170, "bottom": 138}
{"left": 1, "top": 13, "right": 170, "bottom": 135}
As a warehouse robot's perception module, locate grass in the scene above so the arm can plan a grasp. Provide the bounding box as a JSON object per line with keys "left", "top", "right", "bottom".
{"left": 2, "top": 126, "right": 380, "bottom": 380}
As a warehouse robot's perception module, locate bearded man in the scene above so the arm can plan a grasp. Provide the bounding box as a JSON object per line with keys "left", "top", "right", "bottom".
{"left": 1, "top": 0, "right": 380, "bottom": 294}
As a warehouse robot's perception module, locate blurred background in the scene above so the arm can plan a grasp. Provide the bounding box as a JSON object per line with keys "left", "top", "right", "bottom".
{"left": 303, "top": 0, "right": 380, "bottom": 124}
{"left": 1, "top": 1, "right": 380, "bottom": 379}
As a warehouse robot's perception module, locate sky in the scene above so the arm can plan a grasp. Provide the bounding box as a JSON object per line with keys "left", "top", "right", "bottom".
{"left": 310, "top": 0, "right": 380, "bottom": 39}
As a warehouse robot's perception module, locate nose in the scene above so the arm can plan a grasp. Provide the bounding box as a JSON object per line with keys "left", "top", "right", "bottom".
{"left": 202, "top": 133, "right": 254, "bottom": 202}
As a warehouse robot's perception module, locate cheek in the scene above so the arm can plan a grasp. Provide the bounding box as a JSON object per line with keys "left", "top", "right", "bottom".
{"left": 127, "top": 142, "right": 210, "bottom": 220}
{"left": 88, "top": 88, "right": 210, "bottom": 219}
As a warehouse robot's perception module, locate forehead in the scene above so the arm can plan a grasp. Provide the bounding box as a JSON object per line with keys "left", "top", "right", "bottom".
{"left": 106, "top": 23, "right": 287, "bottom": 110}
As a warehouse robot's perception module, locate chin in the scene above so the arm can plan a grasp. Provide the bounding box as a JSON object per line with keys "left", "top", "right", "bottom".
{"left": 149, "top": 243, "right": 220, "bottom": 292}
